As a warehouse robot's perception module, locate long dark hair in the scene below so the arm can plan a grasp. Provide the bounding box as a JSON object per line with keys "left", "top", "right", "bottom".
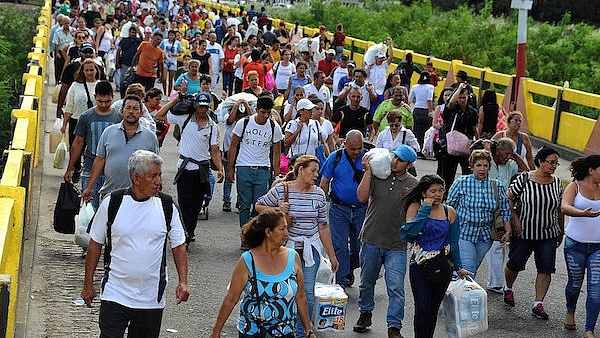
{"left": 570, "top": 155, "right": 600, "bottom": 181}
{"left": 400, "top": 174, "right": 445, "bottom": 213}
{"left": 241, "top": 209, "right": 286, "bottom": 249}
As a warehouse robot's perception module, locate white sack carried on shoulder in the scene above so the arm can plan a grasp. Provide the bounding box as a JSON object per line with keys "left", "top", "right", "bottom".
{"left": 366, "top": 148, "right": 391, "bottom": 179}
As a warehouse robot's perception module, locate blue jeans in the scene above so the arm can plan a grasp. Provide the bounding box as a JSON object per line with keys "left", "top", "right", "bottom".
{"left": 236, "top": 167, "right": 271, "bottom": 227}
{"left": 82, "top": 175, "right": 105, "bottom": 211}
{"left": 204, "top": 171, "right": 216, "bottom": 205}
{"left": 328, "top": 202, "right": 366, "bottom": 287}
{"left": 409, "top": 260, "right": 452, "bottom": 338}
{"left": 222, "top": 154, "right": 232, "bottom": 203}
{"left": 223, "top": 71, "right": 235, "bottom": 96}
{"left": 296, "top": 247, "right": 319, "bottom": 338}
{"left": 459, "top": 238, "right": 492, "bottom": 278}
{"left": 358, "top": 243, "right": 407, "bottom": 330}
{"left": 564, "top": 236, "right": 600, "bottom": 332}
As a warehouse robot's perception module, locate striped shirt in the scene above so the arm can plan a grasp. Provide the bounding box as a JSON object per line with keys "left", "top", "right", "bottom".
{"left": 446, "top": 175, "right": 511, "bottom": 243}
{"left": 256, "top": 183, "right": 327, "bottom": 246}
{"left": 508, "top": 172, "right": 563, "bottom": 240}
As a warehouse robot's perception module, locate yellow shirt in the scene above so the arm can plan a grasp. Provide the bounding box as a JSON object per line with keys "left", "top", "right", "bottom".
{"left": 269, "top": 48, "right": 282, "bottom": 63}
{"left": 177, "top": 38, "right": 190, "bottom": 63}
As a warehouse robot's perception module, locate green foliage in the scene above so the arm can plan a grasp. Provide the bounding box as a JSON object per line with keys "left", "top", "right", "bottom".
{"left": 270, "top": 0, "right": 600, "bottom": 118}
{"left": 0, "top": 6, "right": 37, "bottom": 151}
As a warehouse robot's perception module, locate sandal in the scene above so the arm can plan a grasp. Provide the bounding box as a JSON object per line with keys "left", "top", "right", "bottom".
{"left": 563, "top": 322, "right": 576, "bottom": 330}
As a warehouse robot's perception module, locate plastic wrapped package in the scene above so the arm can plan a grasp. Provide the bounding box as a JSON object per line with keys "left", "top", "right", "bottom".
{"left": 443, "top": 277, "right": 488, "bottom": 338}
{"left": 313, "top": 282, "right": 348, "bottom": 332}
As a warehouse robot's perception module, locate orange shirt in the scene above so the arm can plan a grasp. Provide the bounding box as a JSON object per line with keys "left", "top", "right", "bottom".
{"left": 136, "top": 41, "right": 164, "bottom": 78}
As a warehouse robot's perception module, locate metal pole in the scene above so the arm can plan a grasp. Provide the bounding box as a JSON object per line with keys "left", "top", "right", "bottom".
{"left": 511, "top": 0, "right": 533, "bottom": 105}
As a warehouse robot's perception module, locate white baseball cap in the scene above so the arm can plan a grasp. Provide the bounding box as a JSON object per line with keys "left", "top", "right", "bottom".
{"left": 296, "top": 98, "right": 316, "bottom": 111}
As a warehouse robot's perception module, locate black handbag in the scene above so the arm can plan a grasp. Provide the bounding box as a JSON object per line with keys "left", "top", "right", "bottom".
{"left": 53, "top": 182, "right": 81, "bottom": 234}
{"left": 171, "top": 94, "right": 196, "bottom": 115}
{"left": 420, "top": 253, "right": 453, "bottom": 282}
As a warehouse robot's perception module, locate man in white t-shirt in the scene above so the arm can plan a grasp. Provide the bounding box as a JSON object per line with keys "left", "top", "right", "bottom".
{"left": 227, "top": 97, "right": 283, "bottom": 230}
{"left": 82, "top": 150, "right": 188, "bottom": 337}
{"left": 207, "top": 32, "right": 225, "bottom": 92}
{"left": 303, "top": 71, "right": 332, "bottom": 119}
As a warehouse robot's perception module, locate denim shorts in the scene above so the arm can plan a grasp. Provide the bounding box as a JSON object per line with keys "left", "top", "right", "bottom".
{"left": 506, "top": 236, "right": 558, "bottom": 273}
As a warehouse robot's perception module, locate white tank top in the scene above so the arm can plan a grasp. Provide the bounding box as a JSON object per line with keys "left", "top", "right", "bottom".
{"left": 565, "top": 181, "right": 600, "bottom": 243}
{"left": 98, "top": 28, "right": 113, "bottom": 53}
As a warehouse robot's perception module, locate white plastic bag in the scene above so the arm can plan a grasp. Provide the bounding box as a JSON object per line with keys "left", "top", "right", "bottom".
{"left": 74, "top": 203, "right": 94, "bottom": 247}
{"left": 422, "top": 126, "right": 437, "bottom": 159}
{"left": 49, "top": 118, "right": 63, "bottom": 153}
{"left": 51, "top": 84, "right": 60, "bottom": 104}
{"left": 53, "top": 133, "right": 68, "bottom": 169}
{"left": 364, "top": 43, "right": 387, "bottom": 66}
{"left": 214, "top": 93, "right": 258, "bottom": 123}
{"left": 313, "top": 282, "right": 348, "bottom": 332}
{"left": 315, "top": 254, "right": 334, "bottom": 284}
{"left": 443, "top": 277, "right": 488, "bottom": 338}
{"left": 365, "top": 148, "right": 391, "bottom": 179}
{"left": 105, "top": 48, "right": 116, "bottom": 77}
{"left": 297, "top": 38, "right": 319, "bottom": 53}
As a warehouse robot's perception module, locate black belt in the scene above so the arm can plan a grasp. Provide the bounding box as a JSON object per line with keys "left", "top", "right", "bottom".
{"left": 240, "top": 166, "right": 271, "bottom": 170}
{"left": 330, "top": 193, "right": 364, "bottom": 209}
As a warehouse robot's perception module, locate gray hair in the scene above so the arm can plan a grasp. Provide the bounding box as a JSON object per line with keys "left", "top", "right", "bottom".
{"left": 128, "top": 150, "right": 163, "bottom": 179}
{"left": 497, "top": 137, "right": 517, "bottom": 152}
{"left": 188, "top": 59, "right": 200, "bottom": 67}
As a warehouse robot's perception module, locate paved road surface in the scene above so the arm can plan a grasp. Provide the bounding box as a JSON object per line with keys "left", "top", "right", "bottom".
{"left": 15, "top": 71, "right": 588, "bottom": 338}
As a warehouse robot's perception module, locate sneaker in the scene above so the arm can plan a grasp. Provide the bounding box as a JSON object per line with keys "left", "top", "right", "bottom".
{"left": 353, "top": 311, "right": 372, "bottom": 333}
{"left": 532, "top": 303, "right": 549, "bottom": 320}
{"left": 387, "top": 327, "right": 404, "bottom": 338}
{"left": 503, "top": 289, "right": 515, "bottom": 307}
{"left": 487, "top": 286, "right": 503, "bottom": 294}
{"left": 223, "top": 201, "right": 232, "bottom": 212}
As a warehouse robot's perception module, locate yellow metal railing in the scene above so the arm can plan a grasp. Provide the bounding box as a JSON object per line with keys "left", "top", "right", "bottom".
{"left": 0, "top": 0, "right": 50, "bottom": 336}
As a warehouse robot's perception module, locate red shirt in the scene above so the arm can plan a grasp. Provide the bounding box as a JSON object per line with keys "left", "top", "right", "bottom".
{"left": 223, "top": 45, "right": 239, "bottom": 73}
{"left": 318, "top": 58, "right": 339, "bottom": 77}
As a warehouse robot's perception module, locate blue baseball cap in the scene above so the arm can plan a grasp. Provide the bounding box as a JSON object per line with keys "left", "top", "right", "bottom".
{"left": 195, "top": 92, "right": 211, "bottom": 107}
{"left": 393, "top": 145, "right": 417, "bottom": 163}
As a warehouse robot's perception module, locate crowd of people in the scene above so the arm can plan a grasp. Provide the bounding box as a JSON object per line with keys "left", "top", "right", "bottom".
{"left": 49, "top": 2, "right": 600, "bottom": 338}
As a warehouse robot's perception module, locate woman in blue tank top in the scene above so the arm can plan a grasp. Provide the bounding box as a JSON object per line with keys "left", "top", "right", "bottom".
{"left": 400, "top": 175, "right": 471, "bottom": 338}
{"left": 209, "top": 209, "right": 316, "bottom": 338}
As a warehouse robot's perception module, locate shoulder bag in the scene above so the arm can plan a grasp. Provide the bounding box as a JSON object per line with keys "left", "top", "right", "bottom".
{"left": 490, "top": 179, "right": 506, "bottom": 241}
{"left": 446, "top": 113, "right": 471, "bottom": 156}
{"left": 83, "top": 81, "right": 94, "bottom": 109}
{"left": 171, "top": 93, "right": 196, "bottom": 115}
{"left": 314, "top": 121, "right": 328, "bottom": 165}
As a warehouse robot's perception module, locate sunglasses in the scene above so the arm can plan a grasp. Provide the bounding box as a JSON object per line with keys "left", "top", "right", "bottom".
{"left": 389, "top": 123, "right": 402, "bottom": 128}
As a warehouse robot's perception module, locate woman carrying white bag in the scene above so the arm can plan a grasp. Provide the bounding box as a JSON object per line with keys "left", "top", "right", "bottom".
{"left": 400, "top": 174, "right": 471, "bottom": 338}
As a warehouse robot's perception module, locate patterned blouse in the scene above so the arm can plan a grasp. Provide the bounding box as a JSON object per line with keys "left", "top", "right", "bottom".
{"left": 237, "top": 249, "right": 298, "bottom": 336}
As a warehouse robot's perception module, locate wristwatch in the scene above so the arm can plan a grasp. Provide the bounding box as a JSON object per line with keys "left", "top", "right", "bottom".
{"left": 306, "top": 329, "right": 315, "bottom": 336}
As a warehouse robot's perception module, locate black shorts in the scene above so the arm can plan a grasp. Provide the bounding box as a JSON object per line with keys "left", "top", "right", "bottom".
{"left": 506, "top": 237, "right": 558, "bottom": 274}
{"left": 99, "top": 300, "right": 163, "bottom": 338}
